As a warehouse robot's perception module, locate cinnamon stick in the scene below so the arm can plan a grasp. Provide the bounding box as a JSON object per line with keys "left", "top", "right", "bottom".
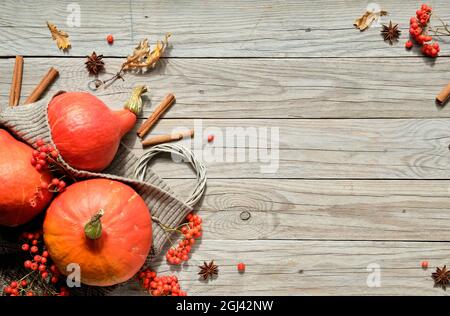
{"left": 142, "top": 129, "right": 194, "bottom": 147}
{"left": 137, "top": 93, "right": 176, "bottom": 138}
{"left": 436, "top": 83, "right": 450, "bottom": 105}
{"left": 9, "top": 56, "right": 24, "bottom": 107}
{"left": 25, "top": 67, "right": 59, "bottom": 104}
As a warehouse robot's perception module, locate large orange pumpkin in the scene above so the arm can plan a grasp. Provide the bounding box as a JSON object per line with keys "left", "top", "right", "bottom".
{"left": 43, "top": 179, "right": 152, "bottom": 286}
{"left": 0, "top": 129, "right": 53, "bottom": 226}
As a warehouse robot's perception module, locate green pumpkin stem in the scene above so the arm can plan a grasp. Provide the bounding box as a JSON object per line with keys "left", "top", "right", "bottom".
{"left": 124, "top": 85, "right": 147, "bottom": 115}
{"left": 84, "top": 209, "right": 105, "bottom": 240}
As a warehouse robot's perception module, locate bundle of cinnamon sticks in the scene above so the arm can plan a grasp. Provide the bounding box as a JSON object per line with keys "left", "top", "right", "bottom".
{"left": 138, "top": 93, "right": 194, "bottom": 147}
{"left": 9, "top": 56, "right": 59, "bottom": 107}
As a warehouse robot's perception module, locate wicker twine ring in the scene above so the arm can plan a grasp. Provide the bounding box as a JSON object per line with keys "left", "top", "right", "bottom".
{"left": 134, "top": 144, "right": 207, "bottom": 208}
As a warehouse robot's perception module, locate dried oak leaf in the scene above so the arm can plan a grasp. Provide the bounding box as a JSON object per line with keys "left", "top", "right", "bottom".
{"left": 122, "top": 33, "right": 171, "bottom": 70}
{"left": 354, "top": 10, "right": 388, "bottom": 31}
{"left": 47, "top": 21, "right": 71, "bottom": 50}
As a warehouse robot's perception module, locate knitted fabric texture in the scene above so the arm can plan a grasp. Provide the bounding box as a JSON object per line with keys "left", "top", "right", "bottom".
{"left": 0, "top": 97, "right": 194, "bottom": 295}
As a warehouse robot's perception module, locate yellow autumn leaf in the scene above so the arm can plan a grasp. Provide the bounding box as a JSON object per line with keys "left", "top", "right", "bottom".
{"left": 354, "top": 10, "right": 387, "bottom": 31}
{"left": 47, "top": 22, "right": 71, "bottom": 50}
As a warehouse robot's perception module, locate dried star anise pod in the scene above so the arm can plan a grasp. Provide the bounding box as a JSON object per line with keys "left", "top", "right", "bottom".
{"left": 85, "top": 52, "right": 105, "bottom": 75}
{"left": 381, "top": 21, "right": 401, "bottom": 45}
{"left": 198, "top": 261, "right": 218, "bottom": 281}
{"left": 432, "top": 265, "right": 450, "bottom": 289}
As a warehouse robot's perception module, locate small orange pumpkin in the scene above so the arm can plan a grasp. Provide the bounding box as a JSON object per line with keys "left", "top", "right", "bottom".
{"left": 0, "top": 129, "right": 53, "bottom": 226}
{"left": 43, "top": 179, "right": 152, "bottom": 286}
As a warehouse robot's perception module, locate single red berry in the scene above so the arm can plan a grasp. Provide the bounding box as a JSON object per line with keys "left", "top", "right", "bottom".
{"left": 41, "top": 272, "right": 49, "bottom": 279}
{"left": 42, "top": 250, "right": 49, "bottom": 258}
{"left": 58, "top": 181, "right": 66, "bottom": 189}
{"left": 21, "top": 243, "right": 30, "bottom": 251}
{"left": 51, "top": 276, "right": 58, "bottom": 284}
{"left": 38, "top": 264, "right": 46, "bottom": 272}
{"left": 30, "top": 157, "right": 37, "bottom": 166}
{"left": 207, "top": 135, "right": 214, "bottom": 143}
{"left": 421, "top": 261, "right": 429, "bottom": 269}
{"left": 10, "top": 281, "right": 18, "bottom": 289}
{"left": 36, "top": 139, "right": 44, "bottom": 147}
{"left": 237, "top": 262, "right": 246, "bottom": 272}
{"left": 4, "top": 286, "right": 12, "bottom": 294}
{"left": 50, "top": 150, "right": 58, "bottom": 158}
{"left": 34, "top": 255, "right": 41, "bottom": 262}
{"left": 107, "top": 34, "right": 114, "bottom": 44}
{"left": 40, "top": 257, "right": 47, "bottom": 264}
{"left": 52, "top": 178, "right": 60, "bottom": 185}
{"left": 26, "top": 292, "right": 34, "bottom": 296}
{"left": 27, "top": 233, "right": 34, "bottom": 240}
{"left": 30, "top": 246, "right": 38, "bottom": 253}
{"left": 32, "top": 239, "right": 38, "bottom": 245}
{"left": 24, "top": 260, "right": 32, "bottom": 269}
{"left": 20, "top": 280, "right": 27, "bottom": 287}
{"left": 405, "top": 41, "right": 413, "bottom": 49}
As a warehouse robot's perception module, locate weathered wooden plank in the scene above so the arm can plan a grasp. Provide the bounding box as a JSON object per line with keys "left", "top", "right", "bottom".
{"left": 1, "top": 57, "right": 449, "bottom": 119}
{"left": 116, "top": 118, "right": 450, "bottom": 179}
{"left": 166, "top": 179, "right": 450, "bottom": 242}
{"left": 0, "top": 0, "right": 133, "bottom": 56}
{"left": 112, "top": 240, "right": 450, "bottom": 295}
{"left": 0, "top": 0, "right": 449, "bottom": 57}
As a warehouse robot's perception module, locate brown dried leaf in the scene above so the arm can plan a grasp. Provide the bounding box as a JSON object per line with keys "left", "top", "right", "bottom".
{"left": 354, "top": 10, "right": 387, "bottom": 31}
{"left": 47, "top": 22, "right": 71, "bottom": 50}
{"left": 122, "top": 33, "right": 171, "bottom": 70}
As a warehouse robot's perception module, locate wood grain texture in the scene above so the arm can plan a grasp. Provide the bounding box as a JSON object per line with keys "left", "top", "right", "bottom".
{"left": 2, "top": 0, "right": 450, "bottom": 297}
{"left": 166, "top": 179, "right": 450, "bottom": 242}
{"left": 0, "top": 0, "right": 449, "bottom": 57}
{"left": 114, "top": 118, "right": 450, "bottom": 179}
{"left": 1, "top": 57, "right": 450, "bottom": 119}
{"left": 112, "top": 240, "right": 450, "bottom": 296}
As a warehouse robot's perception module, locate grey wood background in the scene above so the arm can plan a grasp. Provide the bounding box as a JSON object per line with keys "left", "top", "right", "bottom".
{"left": 1, "top": 0, "right": 450, "bottom": 295}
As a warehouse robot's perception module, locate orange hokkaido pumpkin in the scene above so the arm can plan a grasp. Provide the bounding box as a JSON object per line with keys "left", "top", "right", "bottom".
{"left": 0, "top": 129, "right": 53, "bottom": 226}
{"left": 47, "top": 88, "right": 146, "bottom": 172}
{"left": 43, "top": 179, "right": 152, "bottom": 286}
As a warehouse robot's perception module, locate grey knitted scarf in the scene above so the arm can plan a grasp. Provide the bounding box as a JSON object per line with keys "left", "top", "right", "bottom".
{"left": 0, "top": 97, "right": 195, "bottom": 295}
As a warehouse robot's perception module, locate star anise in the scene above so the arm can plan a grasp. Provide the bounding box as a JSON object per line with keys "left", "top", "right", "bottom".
{"left": 198, "top": 261, "right": 218, "bottom": 281}
{"left": 381, "top": 21, "right": 401, "bottom": 45}
{"left": 432, "top": 265, "right": 450, "bottom": 289}
{"left": 85, "top": 52, "right": 105, "bottom": 75}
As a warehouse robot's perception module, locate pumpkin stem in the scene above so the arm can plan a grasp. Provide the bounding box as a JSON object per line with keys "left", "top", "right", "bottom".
{"left": 124, "top": 85, "right": 147, "bottom": 115}
{"left": 84, "top": 209, "right": 104, "bottom": 240}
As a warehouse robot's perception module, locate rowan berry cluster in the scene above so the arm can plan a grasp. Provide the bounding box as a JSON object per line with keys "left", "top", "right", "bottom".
{"left": 165, "top": 213, "right": 202, "bottom": 265}
{"left": 407, "top": 4, "right": 440, "bottom": 57}
{"left": 31, "top": 139, "right": 59, "bottom": 171}
{"left": 31, "top": 139, "right": 67, "bottom": 194}
{"left": 2, "top": 231, "right": 69, "bottom": 296}
{"left": 137, "top": 268, "right": 187, "bottom": 296}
